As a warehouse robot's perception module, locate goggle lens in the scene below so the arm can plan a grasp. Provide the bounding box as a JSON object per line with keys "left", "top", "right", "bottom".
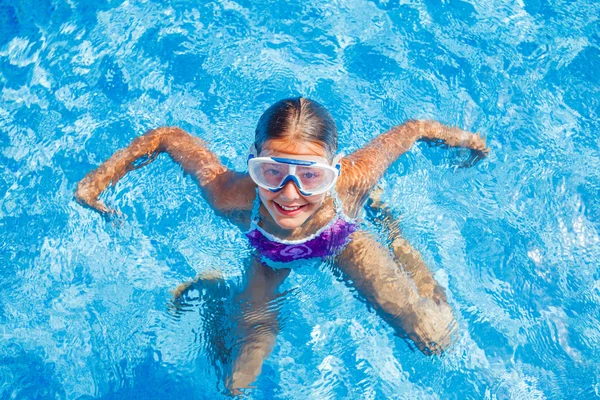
{"left": 296, "top": 166, "right": 334, "bottom": 190}
{"left": 249, "top": 158, "right": 338, "bottom": 195}
{"left": 259, "top": 163, "right": 289, "bottom": 187}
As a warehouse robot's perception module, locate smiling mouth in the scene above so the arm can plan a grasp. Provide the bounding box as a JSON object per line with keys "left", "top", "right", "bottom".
{"left": 274, "top": 201, "right": 307, "bottom": 215}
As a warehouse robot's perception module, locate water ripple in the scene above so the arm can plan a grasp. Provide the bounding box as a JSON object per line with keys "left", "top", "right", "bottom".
{"left": 1, "top": 0, "right": 600, "bottom": 397}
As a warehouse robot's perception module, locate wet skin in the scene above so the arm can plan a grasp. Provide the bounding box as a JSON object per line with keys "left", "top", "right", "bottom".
{"left": 255, "top": 139, "right": 331, "bottom": 230}
{"left": 75, "top": 120, "right": 489, "bottom": 394}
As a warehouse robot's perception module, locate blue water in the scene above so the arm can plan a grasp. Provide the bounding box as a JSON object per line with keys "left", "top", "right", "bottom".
{"left": 1, "top": 0, "right": 599, "bottom": 398}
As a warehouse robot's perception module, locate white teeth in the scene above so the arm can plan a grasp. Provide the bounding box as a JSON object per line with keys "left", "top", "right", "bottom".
{"left": 277, "top": 203, "right": 301, "bottom": 211}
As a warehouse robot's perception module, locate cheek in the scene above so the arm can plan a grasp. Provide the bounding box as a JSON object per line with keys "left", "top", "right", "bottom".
{"left": 258, "top": 187, "right": 276, "bottom": 202}
{"left": 306, "top": 194, "right": 326, "bottom": 207}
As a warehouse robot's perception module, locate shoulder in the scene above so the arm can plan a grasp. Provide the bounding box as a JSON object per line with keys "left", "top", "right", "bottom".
{"left": 334, "top": 187, "right": 368, "bottom": 220}
{"left": 206, "top": 173, "right": 257, "bottom": 212}
{"left": 334, "top": 158, "right": 368, "bottom": 203}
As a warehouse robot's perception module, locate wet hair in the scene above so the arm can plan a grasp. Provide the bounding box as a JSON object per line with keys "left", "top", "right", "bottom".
{"left": 254, "top": 97, "right": 338, "bottom": 161}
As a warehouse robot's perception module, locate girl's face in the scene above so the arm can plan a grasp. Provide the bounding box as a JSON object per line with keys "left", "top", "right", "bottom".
{"left": 258, "top": 139, "right": 330, "bottom": 230}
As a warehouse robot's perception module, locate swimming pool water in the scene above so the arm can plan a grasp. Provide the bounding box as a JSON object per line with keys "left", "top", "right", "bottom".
{"left": 1, "top": 0, "right": 599, "bottom": 398}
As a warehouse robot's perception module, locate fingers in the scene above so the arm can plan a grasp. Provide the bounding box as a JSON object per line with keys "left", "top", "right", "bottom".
{"left": 171, "top": 269, "right": 227, "bottom": 304}
{"left": 367, "top": 185, "right": 385, "bottom": 208}
{"left": 469, "top": 132, "right": 489, "bottom": 152}
{"left": 422, "top": 131, "right": 488, "bottom": 152}
{"left": 421, "top": 131, "right": 490, "bottom": 167}
{"left": 171, "top": 281, "right": 193, "bottom": 303}
{"left": 76, "top": 194, "right": 116, "bottom": 216}
{"left": 457, "top": 132, "right": 489, "bottom": 167}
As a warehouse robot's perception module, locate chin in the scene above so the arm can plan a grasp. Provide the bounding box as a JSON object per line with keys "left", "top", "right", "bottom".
{"left": 273, "top": 214, "right": 309, "bottom": 229}
{"left": 258, "top": 189, "right": 323, "bottom": 230}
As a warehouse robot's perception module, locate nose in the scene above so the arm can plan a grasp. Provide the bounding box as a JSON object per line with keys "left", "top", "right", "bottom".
{"left": 279, "top": 180, "right": 301, "bottom": 200}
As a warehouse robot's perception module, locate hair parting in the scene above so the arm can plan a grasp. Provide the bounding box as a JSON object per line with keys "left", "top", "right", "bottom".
{"left": 254, "top": 97, "right": 338, "bottom": 161}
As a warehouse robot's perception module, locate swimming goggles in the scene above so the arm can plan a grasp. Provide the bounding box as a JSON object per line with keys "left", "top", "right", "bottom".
{"left": 247, "top": 156, "right": 340, "bottom": 196}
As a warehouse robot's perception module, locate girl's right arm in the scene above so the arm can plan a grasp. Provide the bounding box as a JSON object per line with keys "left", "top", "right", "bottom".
{"left": 75, "top": 127, "right": 256, "bottom": 214}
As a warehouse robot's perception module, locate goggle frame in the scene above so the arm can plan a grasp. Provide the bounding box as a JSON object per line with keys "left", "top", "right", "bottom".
{"left": 247, "top": 156, "right": 341, "bottom": 196}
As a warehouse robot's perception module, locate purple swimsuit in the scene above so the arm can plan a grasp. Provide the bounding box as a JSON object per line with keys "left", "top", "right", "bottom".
{"left": 245, "top": 189, "right": 357, "bottom": 269}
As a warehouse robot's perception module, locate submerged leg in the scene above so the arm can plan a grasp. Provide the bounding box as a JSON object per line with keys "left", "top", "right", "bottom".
{"left": 171, "top": 262, "right": 290, "bottom": 395}
{"left": 366, "top": 188, "right": 447, "bottom": 304}
{"left": 227, "top": 259, "right": 290, "bottom": 395}
{"left": 389, "top": 236, "right": 448, "bottom": 304}
{"left": 170, "top": 267, "right": 234, "bottom": 368}
{"left": 335, "top": 230, "right": 456, "bottom": 355}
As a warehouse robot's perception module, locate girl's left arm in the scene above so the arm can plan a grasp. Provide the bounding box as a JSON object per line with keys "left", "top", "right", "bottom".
{"left": 337, "top": 120, "right": 488, "bottom": 212}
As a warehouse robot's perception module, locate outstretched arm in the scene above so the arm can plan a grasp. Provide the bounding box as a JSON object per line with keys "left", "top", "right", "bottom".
{"left": 75, "top": 127, "right": 255, "bottom": 215}
{"left": 337, "top": 120, "right": 488, "bottom": 214}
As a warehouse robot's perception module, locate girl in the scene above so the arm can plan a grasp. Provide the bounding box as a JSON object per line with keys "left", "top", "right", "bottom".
{"left": 75, "top": 97, "right": 488, "bottom": 393}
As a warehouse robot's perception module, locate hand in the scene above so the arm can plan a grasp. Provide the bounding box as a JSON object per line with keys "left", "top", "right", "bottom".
{"left": 74, "top": 186, "right": 121, "bottom": 217}
{"left": 420, "top": 124, "right": 490, "bottom": 167}
{"left": 446, "top": 129, "right": 489, "bottom": 155}
{"left": 423, "top": 126, "right": 489, "bottom": 152}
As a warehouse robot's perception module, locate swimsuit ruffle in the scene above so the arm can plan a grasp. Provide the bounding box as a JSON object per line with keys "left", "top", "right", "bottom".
{"left": 246, "top": 217, "right": 356, "bottom": 264}
{"left": 245, "top": 188, "right": 357, "bottom": 268}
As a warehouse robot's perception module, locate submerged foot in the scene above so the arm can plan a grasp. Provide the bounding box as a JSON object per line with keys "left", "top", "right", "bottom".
{"left": 169, "top": 269, "right": 228, "bottom": 313}
{"left": 367, "top": 185, "right": 386, "bottom": 209}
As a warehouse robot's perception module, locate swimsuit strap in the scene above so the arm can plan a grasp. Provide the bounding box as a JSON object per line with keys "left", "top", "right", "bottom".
{"left": 250, "top": 188, "right": 262, "bottom": 225}
{"left": 330, "top": 186, "right": 345, "bottom": 216}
